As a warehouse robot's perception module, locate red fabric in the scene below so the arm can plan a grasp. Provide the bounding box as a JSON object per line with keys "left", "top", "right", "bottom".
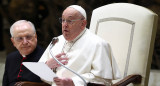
{"left": 17, "top": 57, "right": 27, "bottom": 79}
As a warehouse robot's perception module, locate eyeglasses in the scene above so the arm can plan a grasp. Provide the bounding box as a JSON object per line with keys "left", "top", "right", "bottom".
{"left": 59, "top": 17, "right": 83, "bottom": 24}
{"left": 13, "top": 34, "right": 35, "bottom": 42}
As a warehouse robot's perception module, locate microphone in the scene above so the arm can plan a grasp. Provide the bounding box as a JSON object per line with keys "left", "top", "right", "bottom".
{"left": 49, "top": 37, "right": 87, "bottom": 86}
{"left": 50, "top": 37, "right": 59, "bottom": 49}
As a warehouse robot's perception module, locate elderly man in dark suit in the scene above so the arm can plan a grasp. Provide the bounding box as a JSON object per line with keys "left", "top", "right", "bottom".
{"left": 2, "top": 20, "right": 50, "bottom": 86}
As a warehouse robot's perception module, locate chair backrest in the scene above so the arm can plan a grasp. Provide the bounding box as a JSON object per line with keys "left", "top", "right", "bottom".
{"left": 89, "top": 3, "right": 158, "bottom": 86}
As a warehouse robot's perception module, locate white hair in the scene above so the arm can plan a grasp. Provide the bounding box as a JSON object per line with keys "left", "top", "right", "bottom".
{"left": 10, "top": 20, "right": 36, "bottom": 37}
{"left": 68, "top": 5, "right": 87, "bottom": 19}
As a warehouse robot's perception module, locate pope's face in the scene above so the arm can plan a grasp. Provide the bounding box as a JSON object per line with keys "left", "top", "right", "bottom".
{"left": 61, "top": 8, "right": 85, "bottom": 41}
{"left": 11, "top": 22, "right": 37, "bottom": 55}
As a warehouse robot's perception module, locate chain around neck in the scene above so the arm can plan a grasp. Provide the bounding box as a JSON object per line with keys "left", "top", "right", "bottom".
{"left": 61, "top": 29, "right": 86, "bottom": 53}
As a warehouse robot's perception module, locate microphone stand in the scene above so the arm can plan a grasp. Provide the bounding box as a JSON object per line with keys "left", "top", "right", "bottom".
{"left": 49, "top": 37, "right": 87, "bottom": 86}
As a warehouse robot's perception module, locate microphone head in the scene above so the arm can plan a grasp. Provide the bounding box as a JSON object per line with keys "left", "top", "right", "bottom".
{"left": 51, "top": 37, "right": 59, "bottom": 45}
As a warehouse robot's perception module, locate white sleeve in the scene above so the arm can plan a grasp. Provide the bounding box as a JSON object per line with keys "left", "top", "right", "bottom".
{"left": 72, "top": 41, "right": 121, "bottom": 86}
{"left": 39, "top": 43, "right": 51, "bottom": 63}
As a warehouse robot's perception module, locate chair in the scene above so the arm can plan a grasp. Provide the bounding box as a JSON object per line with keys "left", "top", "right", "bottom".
{"left": 89, "top": 3, "right": 158, "bottom": 86}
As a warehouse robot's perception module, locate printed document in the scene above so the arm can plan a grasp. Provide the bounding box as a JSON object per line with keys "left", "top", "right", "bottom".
{"left": 23, "top": 62, "right": 56, "bottom": 82}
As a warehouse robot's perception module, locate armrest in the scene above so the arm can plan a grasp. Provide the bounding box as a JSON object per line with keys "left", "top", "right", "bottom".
{"left": 112, "top": 74, "right": 142, "bottom": 86}
{"left": 21, "top": 81, "right": 51, "bottom": 86}
{"left": 87, "top": 82, "right": 105, "bottom": 86}
{"left": 21, "top": 81, "right": 105, "bottom": 86}
{"left": 20, "top": 74, "right": 141, "bottom": 86}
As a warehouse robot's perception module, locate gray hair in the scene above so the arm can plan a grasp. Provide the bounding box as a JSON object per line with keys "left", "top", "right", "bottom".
{"left": 10, "top": 20, "right": 36, "bottom": 37}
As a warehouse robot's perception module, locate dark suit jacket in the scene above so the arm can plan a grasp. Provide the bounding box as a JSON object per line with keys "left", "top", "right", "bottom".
{"left": 3, "top": 45, "right": 44, "bottom": 86}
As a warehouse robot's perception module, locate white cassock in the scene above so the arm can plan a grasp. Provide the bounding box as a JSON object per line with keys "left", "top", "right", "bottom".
{"left": 39, "top": 28, "right": 121, "bottom": 86}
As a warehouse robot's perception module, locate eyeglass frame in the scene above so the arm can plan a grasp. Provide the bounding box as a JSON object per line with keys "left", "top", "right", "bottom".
{"left": 12, "top": 33, "right": 36, "bottom": 42}
{"left": 59, "top": 17, "right": 84, "bottom": 24}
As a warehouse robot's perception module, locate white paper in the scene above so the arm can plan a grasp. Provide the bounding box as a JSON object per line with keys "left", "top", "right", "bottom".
{"left": 23, "top": 62, "right": 57, "bottom": 82}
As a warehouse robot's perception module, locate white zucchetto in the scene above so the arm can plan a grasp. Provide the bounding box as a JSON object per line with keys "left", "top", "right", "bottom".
{"left": 68, "top": 5, "right": 87, "bottom": 19}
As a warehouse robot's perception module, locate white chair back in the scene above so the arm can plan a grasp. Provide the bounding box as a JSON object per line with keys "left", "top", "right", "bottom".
{"left": 89, "top": 3, "right": 158, "bottom": 86}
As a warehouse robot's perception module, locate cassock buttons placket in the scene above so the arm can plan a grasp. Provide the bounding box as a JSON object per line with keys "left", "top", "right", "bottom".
{"left": 17, "top": 57, "right": 27, "bottom": 80}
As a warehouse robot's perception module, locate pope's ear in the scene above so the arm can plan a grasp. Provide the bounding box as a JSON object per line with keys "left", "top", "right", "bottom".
{"left": 81, "top": 20, "right": 87, "bottom": 28}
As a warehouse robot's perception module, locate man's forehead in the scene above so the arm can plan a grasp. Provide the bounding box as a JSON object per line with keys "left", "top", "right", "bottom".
{"left": 62, "top": 8, "right": 79, "bottom": 18}
{"left": 13, "top": 24, "right": 33, "bottom": 34}
{"left": 14, "top": 24, "right": 29, "bottom": 30}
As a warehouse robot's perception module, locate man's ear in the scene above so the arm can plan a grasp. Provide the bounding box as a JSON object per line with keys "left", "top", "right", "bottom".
{"left": 35, "top": 33, "right": 37, "bottom": 38}
{"left": 11, "top": 37, "right": 16, "bottom": 47}
{"left": 81, "top": 20, "right": 87, "bottom": 28}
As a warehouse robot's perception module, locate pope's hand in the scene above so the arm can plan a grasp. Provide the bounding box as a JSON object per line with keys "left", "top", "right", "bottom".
{"left": 46, "top": 53, "right": 68, "bottom": 69}
{"left": 54, "top": 77, "right": 74, "bottom": 86}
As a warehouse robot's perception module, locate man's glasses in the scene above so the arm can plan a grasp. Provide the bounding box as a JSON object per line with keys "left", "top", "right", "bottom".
{"left": 59, "top": 17, "right": 83, "bottom": 24}
{"left": 13, "top": 34, "right": 35, "bottom": 42}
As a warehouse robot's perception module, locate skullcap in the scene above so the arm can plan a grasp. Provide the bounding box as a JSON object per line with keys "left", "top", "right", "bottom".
{"left": 68, "top": 5, "right": 87, "bottom": 19}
